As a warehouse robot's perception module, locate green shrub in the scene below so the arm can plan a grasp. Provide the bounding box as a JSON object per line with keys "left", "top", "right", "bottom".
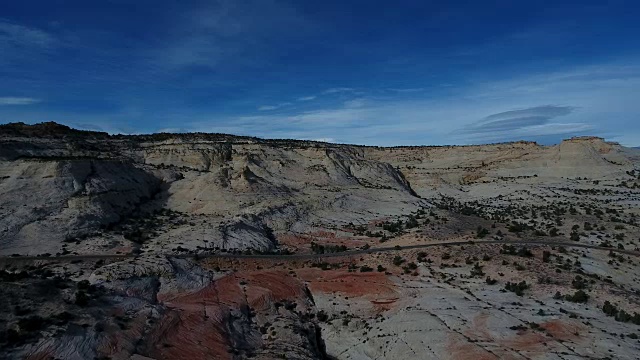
{"left": 360, "top": 265, "right": 373, "bottom": 272}
{"left": 504, "top": 281, "right": 529, "bottom": 296}
{"left": 392, "top": 256, "right": 405, "bottom": 266}
{"left": 565, "top": 290, "right": 589, "bottom": 303}
{"left": 476, "top": 226, "right": 489, "bottom": 238}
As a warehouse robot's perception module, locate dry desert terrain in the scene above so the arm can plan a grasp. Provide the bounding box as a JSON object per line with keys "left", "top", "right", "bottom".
{"left": 2, "top": 122, "right": 640, "bottom": 359}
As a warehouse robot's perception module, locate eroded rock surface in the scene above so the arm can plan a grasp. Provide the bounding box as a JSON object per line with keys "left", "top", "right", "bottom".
{"left": 2, "top": 123, "right": 640, "bottom": 359}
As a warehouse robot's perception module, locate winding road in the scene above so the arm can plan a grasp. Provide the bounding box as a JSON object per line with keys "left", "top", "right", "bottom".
{"left": 1, "top": 239, "right": 637, "bottom": 263}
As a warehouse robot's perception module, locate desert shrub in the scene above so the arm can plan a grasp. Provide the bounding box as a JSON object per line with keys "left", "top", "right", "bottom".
{"left": 316, "top": 311, "right": 329, "bottom": 322}
{"left": 508, "top": 222, "right": 528, "bottom": 233}
{"left": 485, "top": 277, "right": 497, "bottom": 285}
{"left": 534, "top": 230, "right": 547, "bottom": 236}
{"left": 571, "top": 275, "right": 588, "bottom": 290}
{"left": 310, "top": 242, "right": 347, "bottom": 254}
{"left": 616, "top": 310, "right": 632, "bottom": 323}
{"left": 603, "top": 301, "right": 619, "bottom": 316}
{"left": 383, "top": 220, "right": 404, "bottom": 233}
{"left": 565, "top": 290, "right": 589, "bottom": 303}
{"left": 504, "top": 281, "right": 529, "bottom": 296}
{"left": 476, "top": 226, "right": 489, "bottom": 238}
{"left": 602, "top": 301, "right": 640, "bottom": 325}
{"left": 500, "top": 245, "right": 532, "bottom": 257}
{"left": 311, "top": 262, "right": 335, "bottom": 271}
{"left": 360, "top": 265, "right": 373, "bottom": 272}
{"left": 392, "top": 256, "right": 405, "bottom": 266}
{"left": 570, "top": 231, "right": 580, "bottom": 241}
{"left": 405, "top": 216, "right": 419, "bottom": 229}
{"left": 470, "top": 263, "right": 484, "bottom": 277}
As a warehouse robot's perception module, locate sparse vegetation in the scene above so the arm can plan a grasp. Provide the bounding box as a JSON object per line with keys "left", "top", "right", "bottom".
{"left": 504, "top": 281, "right": 529, "bottom": 296}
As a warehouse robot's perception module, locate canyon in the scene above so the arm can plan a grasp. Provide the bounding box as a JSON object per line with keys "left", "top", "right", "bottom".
{"left": 2, "top": 122, "right": 640, "bottom": 359}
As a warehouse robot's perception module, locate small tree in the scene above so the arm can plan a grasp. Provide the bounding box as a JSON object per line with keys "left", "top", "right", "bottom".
{"left": 476, "top": 226, "right": 489, "bottom": 239}
{"left": 565, "top": 290, "right": 589, "bottom": 303}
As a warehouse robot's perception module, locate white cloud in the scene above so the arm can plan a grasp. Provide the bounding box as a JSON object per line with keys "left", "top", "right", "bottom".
{"left": 323, "top": 87, "right": 354, "bottom": 94}
{"left": 459, "top": 105, "right": 577, "bottom": 137}
{"left": 0, "top": 20, "right": 59, "bottom": 66}
{"left": 0, "top": 20, "right": 57, "bottom": 49}
{"left": 0, "top": 97, "right": 41, "bottom": 105}
{"left": 343, "top": 98, "right": 367, "bottom": 108}
{"left": 10, "top": 58, "right": 636, "bottom": 147}
{"left": 297, "top": 96, "right": 316, "bottom": 101}
{"left": 257, "top": 102, "right": 292, "bottom": 111}
{"left": 223, "top": 60, "right": 640, "bottom": 146}
{"left": 463, "top": 123, "right": 595, "bottom": 143}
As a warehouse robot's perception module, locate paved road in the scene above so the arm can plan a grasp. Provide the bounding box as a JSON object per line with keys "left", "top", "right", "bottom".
{"left": 1, "top": 239, "right": 637, "bottom": 263}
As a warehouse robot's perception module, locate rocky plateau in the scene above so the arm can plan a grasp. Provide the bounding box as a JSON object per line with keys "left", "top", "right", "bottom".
{"left": 2, "top": 122, "right": 640, "bottom": 360}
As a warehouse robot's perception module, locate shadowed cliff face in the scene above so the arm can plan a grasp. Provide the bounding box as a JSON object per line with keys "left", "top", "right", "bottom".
{"left": 1, "top": 258, "right": 331, "bottom": 360}
{"left": 0, "top": 123, "right": 425, "bottom": 255}
{"left": 0, "top": 159, "right": 162, "bottom": 254}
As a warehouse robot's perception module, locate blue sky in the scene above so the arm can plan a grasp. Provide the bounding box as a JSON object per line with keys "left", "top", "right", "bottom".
{"left": 1, "top": 0, "right": 639, "bottom": 146}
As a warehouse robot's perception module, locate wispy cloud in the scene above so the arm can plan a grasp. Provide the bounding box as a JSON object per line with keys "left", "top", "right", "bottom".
{"left": 5, "top": 54, "right": 638, "bottom": 146}
{"left": 154, "top": 1, "right": 311, "bottom": 70}
{"left": 0, "top": 20, "right": 57, "bottom": 49}
{"left": 388, "top": 88, "right": 425, "bottom": 93}
{"left": 462, "top": 105, "right": 576, "bottom": 134}
{"left": 297, "top": 95, "right": 316, "bottom": 101}
{"left": 257, "top": 102, "right": 292, "bottom": 111}
{"left": 0, "top": 20, "right": 60, "bottom": 67}
{"left": 0, "top": 97, "right": 41, "bottom": 105}
{"left": 322, "top": 87, "right": 354, "bottom": 94}
{"left": 343, "top": 98, "right": 367, "bottom": 108}
{"left": 456, "top": 107, "right": 594, "bottom": 144}
{"left": 188, "top": 102, "right": 437, "bottom": 145}
{"left": 202, "top": 59, "right": 640, "bottom": 146}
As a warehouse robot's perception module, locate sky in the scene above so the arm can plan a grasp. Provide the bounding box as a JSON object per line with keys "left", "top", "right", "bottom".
{"left": 0, "top": 0, "right": 639, "bottom": 146}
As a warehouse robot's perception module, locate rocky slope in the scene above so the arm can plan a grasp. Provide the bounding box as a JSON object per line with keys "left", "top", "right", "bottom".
{"left": 2, "top": 123, "right": 638, "bottom": 256}
{"left": 0, "top": 122, "right": 424, "bottom": 255}
{"left": 2, "top": 122, "right": 640, "bottom": 360}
